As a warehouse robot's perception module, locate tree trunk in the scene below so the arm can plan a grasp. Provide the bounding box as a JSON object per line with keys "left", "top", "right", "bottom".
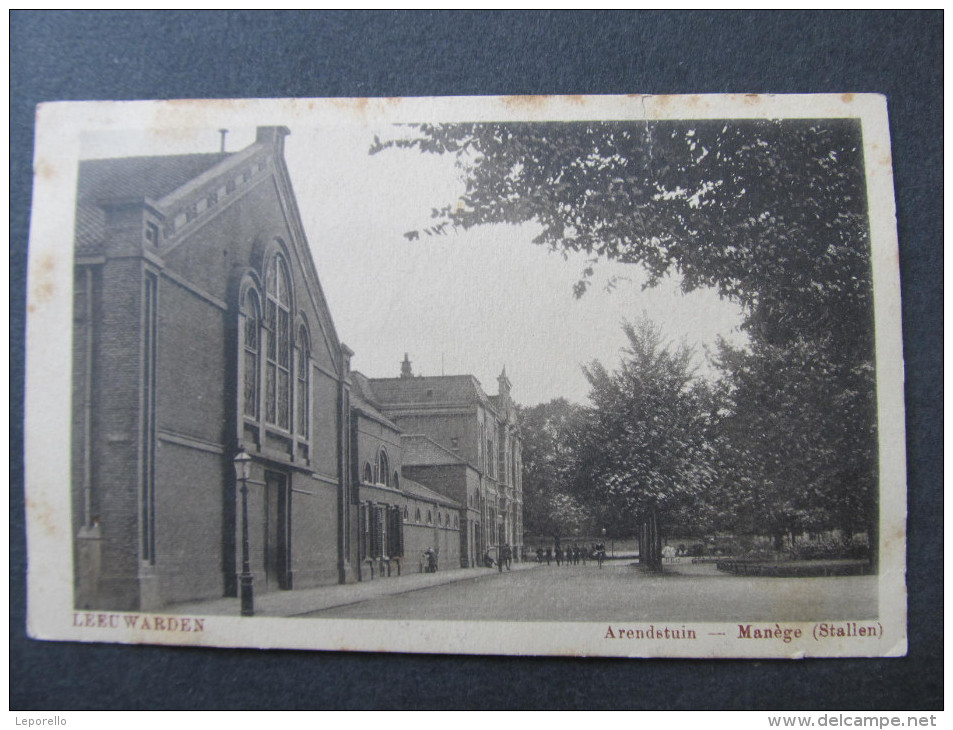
{"left": 640, "top": 505, "right": 663, "bottom": 572}
{"left": 653, "top": 505, "right": 662, "bottom": 571}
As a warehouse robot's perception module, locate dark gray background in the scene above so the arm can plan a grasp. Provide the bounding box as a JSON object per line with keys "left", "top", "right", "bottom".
{"left": 10, "top": 10, "right": 942, "bottom": 710}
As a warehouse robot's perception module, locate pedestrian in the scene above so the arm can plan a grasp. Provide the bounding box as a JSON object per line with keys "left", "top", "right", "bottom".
{"left": 555, "top": 545, "right": 563, "bottom": 566}
{"left": 536, "top": 547, "right": 543, "bottom": 563}
{"left": 502, "top": 543, "right": 512, "bottom": 571}
{"left": 545, "top": 548, "right": 552, "bottom": 565}
{"left": 581, "top": 546, "right": 588, "bottom": 566}
{"left": 573, "top": 545, "right": 580, "bottom": 565}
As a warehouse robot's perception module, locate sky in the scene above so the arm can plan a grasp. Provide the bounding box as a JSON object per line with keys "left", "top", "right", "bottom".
{"left": 81, "top": 123, "right": 748, "bottom": 406}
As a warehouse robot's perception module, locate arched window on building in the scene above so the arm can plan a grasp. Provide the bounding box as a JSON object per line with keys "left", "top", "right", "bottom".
{"left": 241, "top": 287, "right": 261, "bottom": 419}
{"left": 415, "top": 508, "right": 421, "bottom": 523}
{"left": 427, "top": 510, "right": 432, "bottom": 525}
{"left": 265, "top": 253, "right": 292, "bottom": 430}
{"left": 295, "top": 323, "right": 310, "bottom": 438}
{"left": 363, "top": 462, "right": 373, "bottom": 484}
{"left": 403, "top": 506, "right": 409, "bottom": 520}
{"left": 438, "top": 512, "right": 443, "bottom": 526}
{"left": 393, "top": 471, "right": 400, "bottom": 490}
{"left": 378, "top": 449, "right": 389, "bottom": 486}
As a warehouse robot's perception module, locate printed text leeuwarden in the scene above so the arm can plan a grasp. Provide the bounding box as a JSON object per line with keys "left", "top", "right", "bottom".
{"left": 72, "top": 612, "right": 205, "bottom": 632}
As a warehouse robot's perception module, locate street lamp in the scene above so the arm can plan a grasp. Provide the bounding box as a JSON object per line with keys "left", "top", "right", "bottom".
{"left": 233, "top": 450, "right": 253, "bottom": 616}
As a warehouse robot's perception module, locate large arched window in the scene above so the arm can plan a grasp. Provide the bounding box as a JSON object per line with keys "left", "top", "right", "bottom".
{"left": 265, "top": 253, "right": 292, "bottom": 429}
{"left": 378, "top": 450, "right": 389, "bottom": 486}
{"left": 363, "top": 462, "right": 373, "bottom": 484}
{"left": 241, "top": 288, "right": 261, "bottom": 418}
{"left": 295, "top": 323, "right": 310, "bottom": 438}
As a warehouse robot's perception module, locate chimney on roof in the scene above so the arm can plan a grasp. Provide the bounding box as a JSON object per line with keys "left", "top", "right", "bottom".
{"left": 401, "top": 353, "right": 414, "bottom": 379}
{"left": 256, "top": 126, "right": 291, "bottom": 155}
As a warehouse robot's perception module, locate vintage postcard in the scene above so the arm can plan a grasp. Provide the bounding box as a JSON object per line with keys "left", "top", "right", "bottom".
{"left": 24, "top": 94, "right": 906, "bottom": 658}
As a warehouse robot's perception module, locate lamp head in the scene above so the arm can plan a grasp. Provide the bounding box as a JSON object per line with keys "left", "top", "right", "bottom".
{"left": 233, "top": 450, "right": 252, "bottom": 481}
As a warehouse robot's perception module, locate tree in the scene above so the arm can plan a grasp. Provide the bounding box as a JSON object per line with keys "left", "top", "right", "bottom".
{"left": 372, "top": 120, "right": 873, "bottom": 352}
{"left": 712, "top": 335, "right": 877, "bottom": 558}
{"left": 374, "top": 119, "right": 879, "bottom": 561}
{"left": 573, "top": 318, "right": 720, "bottom": 570}
{"left": 518, "top": 399, "right": 592, "bottom": 540}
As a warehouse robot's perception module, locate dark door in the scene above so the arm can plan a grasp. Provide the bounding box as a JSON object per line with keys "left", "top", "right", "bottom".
{"left": 264, "top": 471, "right": 291, "bottom": 591}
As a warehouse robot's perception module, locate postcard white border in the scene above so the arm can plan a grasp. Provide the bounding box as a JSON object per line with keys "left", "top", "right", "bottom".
{"left": 24, "top": 94, "right": 906, "bottom": 658}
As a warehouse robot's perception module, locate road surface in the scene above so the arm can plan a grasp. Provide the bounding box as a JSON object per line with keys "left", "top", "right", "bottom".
{"left": 301, "top": 560, "right": 877, "bottom": 622}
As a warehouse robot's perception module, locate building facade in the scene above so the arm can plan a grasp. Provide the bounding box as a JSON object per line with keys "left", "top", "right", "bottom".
{"left": 72, "top": 127, "right": 359, "bottom": 610}
{"left": 366, "top": 356, "right": 524, "bottom": 563}
{"left": 71, "top": 128, "right": 521, "bottom": 612}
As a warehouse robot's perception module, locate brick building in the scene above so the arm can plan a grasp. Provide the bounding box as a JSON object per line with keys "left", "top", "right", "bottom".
{"left": 366, "top": 356, "right": 524, "bottom": 564}
{"left": 72, "top": 127, "right": 360, "bottom": 610}
{"left": 349, "top": 372, "right": 462, "bottom": 577}
{"left": 71, "top": 127, "right": 520, "bottom": 611}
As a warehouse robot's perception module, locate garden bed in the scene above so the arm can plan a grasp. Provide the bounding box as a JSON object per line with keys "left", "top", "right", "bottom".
{"left": 715, "top": 559, "right": 872, "bottom": 577}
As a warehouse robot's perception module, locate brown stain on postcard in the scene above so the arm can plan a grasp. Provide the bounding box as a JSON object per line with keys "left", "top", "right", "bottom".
{"left": 502, "top": 95, "right": 550, "bottom": 110}
{"left": 31, "top": 252, "right": 56, "bottom": 308}
{"left": 26, "top": 497, "right": 57, "bottom": 537}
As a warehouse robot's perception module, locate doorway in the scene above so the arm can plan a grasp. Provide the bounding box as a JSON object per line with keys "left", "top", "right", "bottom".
{"left": 264, "top": 471, "right": 291, "bottom": 591}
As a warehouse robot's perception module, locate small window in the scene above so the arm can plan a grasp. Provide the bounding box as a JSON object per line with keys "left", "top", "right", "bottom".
{"left": 451, "top": 437, "right": 459, "bottom": 450}
{"left": 363, "top": 462, "right": 373, "bottom": 484}
{"left": 438, "top": 513, "right": 443, "bottom": 526}
{"left": 144, "top": 222, "right": 160, "bottom": 246}
{"left": 415, "top": 508, "right": 421, "bottom": 523}
{"left": 454, "top": 515, "right": 459, "bottom": 529}
{"left": 403, "top": 506, "right": 409, "bottom": 520}
{"left": 427, "top": 510, "right": 432, "bottom": 525}
{"left": 393, "top": 471, "right": 400, "bottom": 490}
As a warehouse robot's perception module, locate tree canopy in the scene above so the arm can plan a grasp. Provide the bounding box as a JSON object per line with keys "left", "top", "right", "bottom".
{"left": 373, "top": 119, "right": 874, "bottom": 358}
{"left": 375, "top": 119, "right": 879, "bottom": 560}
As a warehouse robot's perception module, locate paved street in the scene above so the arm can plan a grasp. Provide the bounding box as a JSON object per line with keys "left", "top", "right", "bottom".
{"left": 302, "top": 561, "right": 877, "bottom": 622}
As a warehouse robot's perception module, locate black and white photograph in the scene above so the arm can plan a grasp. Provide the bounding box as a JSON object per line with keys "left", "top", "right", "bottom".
{"left": 24, "top": 94, "right": 905, "bottom": 659}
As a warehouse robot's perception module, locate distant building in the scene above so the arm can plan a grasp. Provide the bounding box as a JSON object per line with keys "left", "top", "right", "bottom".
{"left": 349, "top": 372, "right": 462, "bottom": 576}
{"left": 366, "top": 355, "right": 524, "bottom": 562}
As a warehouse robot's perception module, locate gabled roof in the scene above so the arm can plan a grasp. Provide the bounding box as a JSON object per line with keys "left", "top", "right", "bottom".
{"left": 77, "top": 153, "right": 232, "bottom": 204}
{"left": 73, "top": 127, "right": 347, "bottom": 375}
{"left": 350, "top": 371, "right": 399, "bottom": 430}
{"left": 400, "top": 477, "right": 462, "bottom": 509}
{"left": 401, "top": 434, "right": 467, "bottom": 467}
{"left": 367, "top": 374, "right": 489, "bottom": 409}
{"left": 75, "top": 152, "right": 233, "bottom": 255}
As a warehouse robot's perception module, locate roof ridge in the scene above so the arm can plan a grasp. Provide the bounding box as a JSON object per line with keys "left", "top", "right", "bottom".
{"left": 400, "top": 477, "right": 462, "bottom": 508}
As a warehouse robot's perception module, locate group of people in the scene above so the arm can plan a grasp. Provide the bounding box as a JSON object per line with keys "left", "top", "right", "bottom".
{"left": 535, "top": 542, "right": 606, "bottom": 567}
{"left": 484, "top": 543, "right": 514, "bottom": 571}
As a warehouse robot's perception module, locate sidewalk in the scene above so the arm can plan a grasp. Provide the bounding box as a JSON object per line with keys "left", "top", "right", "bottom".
{"left": 169, "top": 561, "right": 538, "bottom": 618}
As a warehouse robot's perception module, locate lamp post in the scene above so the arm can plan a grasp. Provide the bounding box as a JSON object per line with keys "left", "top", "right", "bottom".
{"left": 233, "top": 450, "right": 253, "bottom": 616}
